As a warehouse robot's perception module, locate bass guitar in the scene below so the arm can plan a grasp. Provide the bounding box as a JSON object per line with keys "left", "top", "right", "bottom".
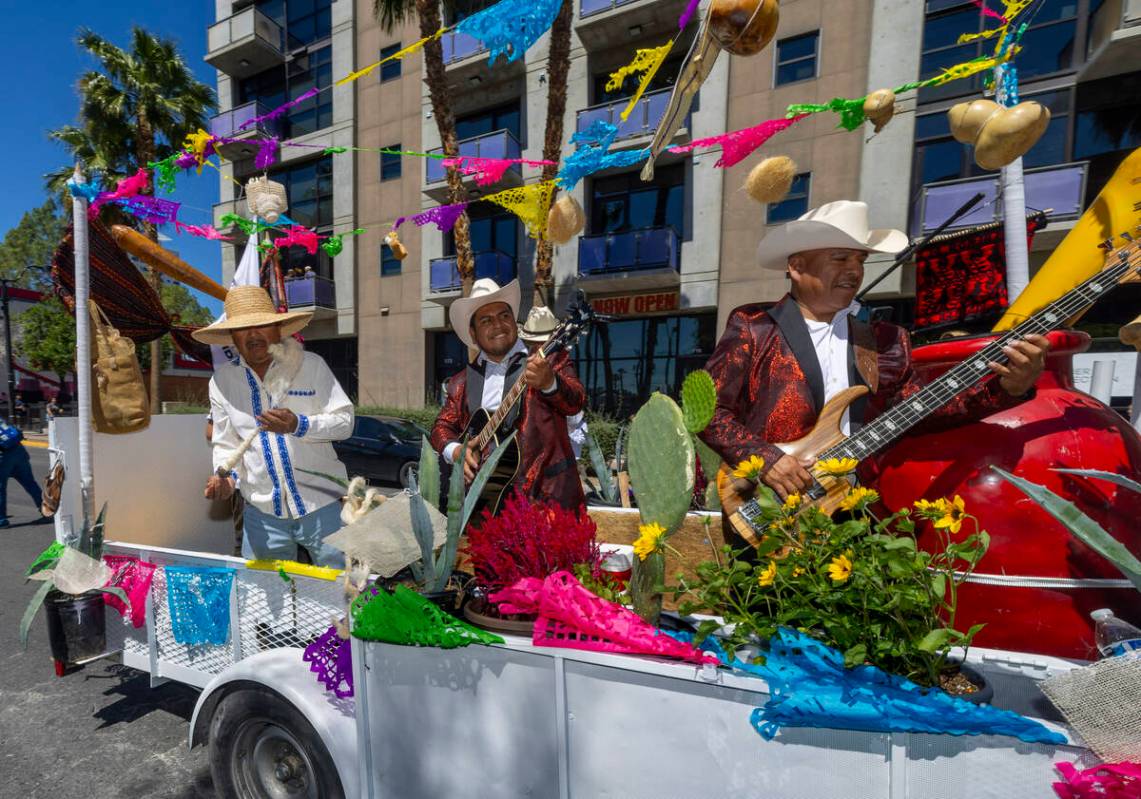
{"left": 717, "top": 233, "right": 1141, "bottom": 546}
{"left": 465, "top": 299, "right": 598, "bottom": 517}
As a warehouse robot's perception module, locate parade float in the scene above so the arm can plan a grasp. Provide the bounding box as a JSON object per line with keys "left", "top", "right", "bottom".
{"left": 19, "top": 0, "right": 1141, "bottom": 794}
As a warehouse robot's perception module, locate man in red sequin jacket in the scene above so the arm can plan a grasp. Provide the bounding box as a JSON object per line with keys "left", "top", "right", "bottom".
{"left": 430, "top": 278, "right": 586, "bottom": 512}
{"left": 700, "top": 201, "right": 1048, "bottom": 549}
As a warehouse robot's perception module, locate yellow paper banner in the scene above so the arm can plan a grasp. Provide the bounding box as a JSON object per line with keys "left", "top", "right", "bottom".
{"left": 926, "top": 49, "right": 1017, "bottom": 86}
{"left": 335, "top": 29, "right": 447, "bottom": 86}
{"left": 484, "top": 181, "right": 557, "bottom": 239}
{"left": 607, "top": 38, "right": 675, "bottom": 122}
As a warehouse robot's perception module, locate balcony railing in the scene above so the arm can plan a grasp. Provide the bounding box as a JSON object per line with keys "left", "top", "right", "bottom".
{"left": 209, "top": 100, "right": 284, "bottom": 140}
{"left": 576, "top": 88, "right": 687, "bottom": 143}
{"left": 205, "top": 7, "right": 285, "bottom": 78}
{"left": 441, "top": 30, "right": 487, "bottom": 65}
{"left": 578, "top": 226, "right": 680, "bottom": 275}
{"left": 1088, "top": 0, "right": 1141, "bottom": 58}
{"left": 912, "top": 162, "right": 1088, "bottom": 236}
{"left": 429, "top": 251, "right": 517, "bottom": 293}
{"left": 426, "top": 130, "right": 523, "bottom": 184}
{"left": 285, "top": 275, "right": 336, "bottom": 310}
{"left": 580, "top": 0, "right": 643, "bottom": 17}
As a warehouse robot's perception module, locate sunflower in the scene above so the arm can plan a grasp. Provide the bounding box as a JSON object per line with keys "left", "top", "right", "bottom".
{"left": 633, "top": 522, "right": 667, "bottom": 560}
{"left": 913, "top": 498, "right": 948, "bottom": 519}
{"left": 782, "top": 493, "right": 802, "bottom": 512}
{"left": 839, "top": 486, "right": 879, "bottom": 512}
{"left": 816, "top": 457, "right": 859, "bottom": 477}
{"left": 757, "top": 560, "right": 777, "bottom": 587}
{"left": 732, "top": 455, "right": 766, "bottom": 481}
{"left": 934, "top": 495, "right": 968, "bottom": 534}
{"left": 826, "top": 551, "right": 853, "bottom": 583}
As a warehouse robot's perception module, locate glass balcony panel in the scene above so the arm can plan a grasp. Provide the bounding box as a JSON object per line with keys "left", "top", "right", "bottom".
{"left": 425, "top": 130, "right": 523, "bottom": 184}
{"left": 576, "top": 88, "right": 682, "bottom": 143}
{"left": 285, "top": 275, "right": 335, "bottom": 309}
{"left": 578, "top": 227, "right": 680, "bottom": 275}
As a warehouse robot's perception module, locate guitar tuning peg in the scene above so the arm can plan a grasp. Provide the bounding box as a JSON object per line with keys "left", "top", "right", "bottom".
{"left": 1122, "top": 231, "right": 1136, "bottom": 242}
{"left": 1099, "top": 238, "right": 1116, "bottom": 251}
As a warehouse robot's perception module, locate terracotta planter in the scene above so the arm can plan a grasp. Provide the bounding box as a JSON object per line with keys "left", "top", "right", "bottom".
{"left": 463, "top": 598, "right": 536, "bottom": 635}
{"left": 872, "top": 330, "right": 1141, "bottom": 659}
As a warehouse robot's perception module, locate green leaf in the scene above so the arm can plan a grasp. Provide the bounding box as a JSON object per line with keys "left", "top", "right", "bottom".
{"left": 418, "top": 436, "right": 440, "bottom": 509}
{"left": 916, "top": 628, "right": 952, "bottom": 653}
{"left": 19, "top": 581, "right": 54, "bottom": 650}
{"left": 931, "top": 572, "right": 946, "bottom": 601}
{"left": 87, "top": 502, "right": 109, "bottom": 559}
{"left": 681, "top": 370, "right": 717, "bottom": 434}
{"left": 993, "top": 466, "right": 1141, "bottom": 591}
{"left": 1053, "top": 468, "right": 1141, "bottom": 496}
{"left": 584, "top": 429, "right": 618, "bottom": 504}
{"left": 843, "top": 643, "right": 867, "bottom": 667}
{"left": 878, "top": 536, "right": 917, "bottom": 552}
{"left": 98, "top": 586, "right": 129, "bottom": 606}
{"left": 297, "top": 468, "right": 351, "bottom": 489}
{"left": 408, "top": 489, "right": 437, "bottom": 590}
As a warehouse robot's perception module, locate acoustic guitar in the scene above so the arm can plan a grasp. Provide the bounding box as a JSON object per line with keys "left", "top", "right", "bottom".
{"left": 465, "top": 299, "right": 598, "bottom": 517}
{"left": 717, "top": 233, "right": 1141, "bottom": 546}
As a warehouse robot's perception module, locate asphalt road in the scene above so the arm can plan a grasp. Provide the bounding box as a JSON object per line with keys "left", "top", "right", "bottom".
{"left": 1, "top": 445, "right": 213, "bottom": 798}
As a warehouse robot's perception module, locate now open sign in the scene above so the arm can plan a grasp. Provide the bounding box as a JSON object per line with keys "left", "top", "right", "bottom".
{"left": 590, "top": 291, "right": 680, "bottom": 317}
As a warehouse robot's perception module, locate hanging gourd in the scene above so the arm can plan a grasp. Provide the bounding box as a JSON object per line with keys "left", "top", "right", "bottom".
{"left": 546, "top": 195, "right": 585, "bottom": 245}
{"left": 948, "top": 98, "right": 1050, "bottom": 170}
{"left": 708, "top": 0, "right": 781, "bottom": 55}
{"left": 863, "top": 89, "right": 896, "bottom": 133}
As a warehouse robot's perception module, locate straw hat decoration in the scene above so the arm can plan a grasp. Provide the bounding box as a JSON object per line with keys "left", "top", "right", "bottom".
{"left": 546, "top": 195, "right": 585, "bottom": 245}
{"left": 246, "top": 176, "right": 289, "bottom": 223}
{"left": 745, "top": 156, "right": 798, "bottom": 204}
{"left": 191, "top": 285, "right": 313, "bottom": 345}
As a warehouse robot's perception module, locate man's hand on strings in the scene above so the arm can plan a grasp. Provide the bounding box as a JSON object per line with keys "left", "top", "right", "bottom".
{"left": 989, "top": 333, "right": 1049, "bottom": 397}
{"left": 762, "top": 454, "right": 815, "bottom": 501}
{"left": 524, "top": 353, "right": 556, "bottom": 391}
{"left": 257, "top": 407, "right": 299, "bottom": 434}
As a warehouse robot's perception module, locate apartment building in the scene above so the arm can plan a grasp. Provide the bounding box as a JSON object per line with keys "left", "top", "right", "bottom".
{"left": 205, "top": 0, "right": 360, "bottom": 395}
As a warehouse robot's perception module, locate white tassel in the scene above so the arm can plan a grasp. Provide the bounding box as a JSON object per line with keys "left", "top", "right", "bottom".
{"left": 339, "top": 476, "right": 386, "bottom": 525}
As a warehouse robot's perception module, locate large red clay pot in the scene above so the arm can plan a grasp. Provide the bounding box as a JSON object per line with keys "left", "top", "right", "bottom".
{"left": 873, "top": 329, "right": 1141, "bottom": 660}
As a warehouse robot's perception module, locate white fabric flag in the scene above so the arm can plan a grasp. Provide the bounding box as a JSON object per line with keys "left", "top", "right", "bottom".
{"left": 210, "top": 236, "right": 262, "bottom": 369}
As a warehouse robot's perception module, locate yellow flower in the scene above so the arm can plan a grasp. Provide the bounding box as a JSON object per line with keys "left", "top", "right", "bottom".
{"left": 757, "top": 560, "right": 777, "bottom": 587}
{"left": 782, "top": 493, "right": 802, "bottom": 512}
{"left": 732, "top": 455, "right": 766, "bottom": 481}
{"left": 816, "top": 457, "right": 859, "bottom": 477}
{"left": 826, "top": 551, "right": 853, "bottom": 583}
{"left": 632, "top": 522, "right": 667, "bottom": 561}
{"left": 913, "top": 498, "right": 945, "bottom": 514}
{"left": 792, "top": 566, "right": 805, "bottom": 577}
{"left": 934, "top": 495, "right": 968, "bottom": 534}
{"left": 839, "top": 486, "right": 880, "bottom": 512}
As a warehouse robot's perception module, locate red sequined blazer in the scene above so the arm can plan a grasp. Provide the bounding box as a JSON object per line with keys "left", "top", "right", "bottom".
{"left": 700, "top": 295, "right": 1024, "bottom": 477}
{"left": 430, "top": 350, "right": 586, "bottom": 511}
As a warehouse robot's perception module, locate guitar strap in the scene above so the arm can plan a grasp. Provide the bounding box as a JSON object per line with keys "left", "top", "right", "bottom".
{"left": 847, "top": 316, "right": 879, "bottom": 431}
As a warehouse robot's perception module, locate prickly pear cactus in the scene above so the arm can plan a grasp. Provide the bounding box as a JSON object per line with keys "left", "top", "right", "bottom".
{"left": 681, "top": 370, "right": 716, "bottom": 434}
{"left": 627, "top": 393, "right": 695, "bottom": 534}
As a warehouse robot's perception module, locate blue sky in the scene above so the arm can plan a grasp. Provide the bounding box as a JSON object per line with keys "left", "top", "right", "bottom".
{"left": 3, "top": 0, "right": 223, "bottom": 314}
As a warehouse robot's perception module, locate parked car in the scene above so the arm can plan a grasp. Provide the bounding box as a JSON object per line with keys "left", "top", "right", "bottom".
{"left": 333, "top": 415, "right": 427, "bottom": 488}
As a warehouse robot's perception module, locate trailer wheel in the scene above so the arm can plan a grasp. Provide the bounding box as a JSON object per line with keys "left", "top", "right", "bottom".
{"left": 209, "top": 686, "right": 345, "bottom": 799}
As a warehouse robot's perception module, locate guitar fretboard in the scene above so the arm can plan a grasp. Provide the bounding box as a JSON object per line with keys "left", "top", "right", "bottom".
{"left": 818, "top": 243, "right": 1139, "bottom": 465}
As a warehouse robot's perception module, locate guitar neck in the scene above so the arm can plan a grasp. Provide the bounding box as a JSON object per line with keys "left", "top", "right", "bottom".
{"left": 820, "top": 251, "right": 1137, "bottom": 465}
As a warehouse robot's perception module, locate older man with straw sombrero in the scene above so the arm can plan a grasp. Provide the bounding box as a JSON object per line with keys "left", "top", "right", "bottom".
{"left": 194, "top": 286, "right": 354, "bottom": 567}
{"left": 698, "top": 200, "right": 1047, "bottom": 550}
{"left": 429, "top": 278, "right": 587, "bottom": 512}
{"left": 520, "top": 305, "right": 589, "bottom": 460}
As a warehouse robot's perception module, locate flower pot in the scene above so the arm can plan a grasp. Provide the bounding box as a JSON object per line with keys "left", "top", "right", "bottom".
{"left": 43, "top": 590, "right": 106, "bottom": 672}
{"left": 421, "top": 589, "right": 459, "bottom": 613}
{"left": 939, "top": 663, "right": 994, "bottom": 705}
{"left": 631, "top": 551, "right": 665, "bottom": 627}
{"left": 871, "top": 330, "right": 1141, "bottom": 659}
{"left": 463, "top": 597, "right": 537, "bottom": 635}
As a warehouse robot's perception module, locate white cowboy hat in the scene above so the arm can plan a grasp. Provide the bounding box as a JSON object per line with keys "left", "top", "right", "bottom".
{"left": 191, "top": 285, "right": 313, "bottom": 346}
{"left": 756, "top": 200, "right": 909, "bottom": 270}
{"left": 448, "top": 278, "right": 521, "bottom": 350}
{"left": 519, "top": 305, "right": 559, "bottom": 344}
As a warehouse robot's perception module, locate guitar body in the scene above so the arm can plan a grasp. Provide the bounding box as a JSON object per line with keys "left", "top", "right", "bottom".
{"left": 466, "top": 407, "right": 522, "bottom": 518}
{"left": 716, "top": 386, "right": 868, "bottom": 546}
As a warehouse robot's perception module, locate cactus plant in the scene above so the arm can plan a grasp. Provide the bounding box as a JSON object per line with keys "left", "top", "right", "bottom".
{"left": 417, "top": 436, "right": 440, "bottom": 509}
{"left": 681, "top": 370, "right": 717, "bottom": 434}
{"left": 695, "top": 437, "right": 723, "bottom": 511}
{"left": 584, "top": 429, "right": 619, "bottom": 504}
{"left": 627, "top": 393, "right": 695, "bottom": 535}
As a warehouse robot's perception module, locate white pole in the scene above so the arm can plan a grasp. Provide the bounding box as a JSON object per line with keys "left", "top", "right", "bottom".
{"left": 995, "top": 63, "right": 1031, "bottom": 305}
{"left": 1090, "top": 360, "right": 1115, "bottom": 406}
{"left": 71, "top": 165, "right": 95, "bottom": 523}
{"left": 1131, "top": 360, "right": 1141, "bottom": 432}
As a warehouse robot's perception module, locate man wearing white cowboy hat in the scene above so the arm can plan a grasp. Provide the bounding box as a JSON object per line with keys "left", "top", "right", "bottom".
{"left": 520, "top": 305, "right": 588, "bottom": 460}
{"left": 430, "top": 279, "right": 587, "bottom": 511}
{"left": 195, "top": 285, "right": 354, "bottom": 567}
{"left": 700, "top": 201, "right": 1047, "bottom": 545}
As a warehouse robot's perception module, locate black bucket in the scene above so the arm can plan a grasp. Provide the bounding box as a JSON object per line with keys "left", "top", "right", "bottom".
{"left": 43, "top": 590, "right": 106, "bottom": 670}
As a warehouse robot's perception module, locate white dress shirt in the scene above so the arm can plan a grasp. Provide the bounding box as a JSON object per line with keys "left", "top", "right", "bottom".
{"left": 803, "top": 301, "right": 861, "bottom": 436}
{"left": 210, "top": 349, "right": 354, "bottom": 519}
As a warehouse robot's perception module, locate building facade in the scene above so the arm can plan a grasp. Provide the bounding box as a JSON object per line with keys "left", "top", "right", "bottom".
{"left": 209, "top": 0, "right": 1141, "bottom": 411}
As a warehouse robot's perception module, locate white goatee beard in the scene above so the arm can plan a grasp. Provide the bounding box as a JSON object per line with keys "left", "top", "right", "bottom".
{"left": 264, "top": 336, "right": 305, "bottom": 404}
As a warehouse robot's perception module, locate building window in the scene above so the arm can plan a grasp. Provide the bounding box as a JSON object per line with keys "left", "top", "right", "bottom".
{"left": 251, "top": 156, "right": 335, "bottom": 277}
{"left": 574, "top": 314, "right": 717, "bottom": 418}
{"left": 774, "top": 32, "right": 819, "bottom": 86}
{"left": 593, "top": 55, "right": 686, "bottom": 104}
{"left": 444, "top": 206, "right": 519, "bottom": 260}
{"left": 380, "top": 43, "right": 402, "bottom": 82}
{"left": 766, "top": 173, "right": 810, "bottom": 223}
{"left": 239, "top": 46, "right": 333, "bottom": 137}
{"left": 455, "top": 102, "right": 522, "bottom": 141}
{"left": 257, "top": 0, "right": 333, "bottom": 48}
{"left": 381, "top": 244, "right": 402, "bottom": 276}
{"left": 381, "top": 145, "right": 402, "bottom": 181}
{"left": 589, "top": 163, "right": 685, "bottom": 236}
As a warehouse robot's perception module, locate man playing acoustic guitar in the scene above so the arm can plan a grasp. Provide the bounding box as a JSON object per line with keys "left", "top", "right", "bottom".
{"left": 430, "top": 278, "right": 587, "bottom": 512}
{"left": 700, "top": 201, "right": 1048, "bottom": 550}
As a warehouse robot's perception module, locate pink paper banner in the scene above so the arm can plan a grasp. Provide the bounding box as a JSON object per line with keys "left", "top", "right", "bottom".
{"left": 1054, "top": 762, "right": 1141, "bottom": 799}
{"left": 668, "top": 114, "right": 808, "bottom": 168}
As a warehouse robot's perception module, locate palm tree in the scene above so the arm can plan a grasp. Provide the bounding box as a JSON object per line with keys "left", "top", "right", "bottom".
{"left": 375, "top": 0, "right": 477, "bottom": 295}
{"left": 531, "top": 0, "right": 573, "bottom": 308}
{"left": 47, "top": 27, "right": 215, "bottom": 411}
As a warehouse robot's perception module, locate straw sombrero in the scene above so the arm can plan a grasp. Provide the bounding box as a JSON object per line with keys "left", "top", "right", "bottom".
{"left": 519, "top": 305, "right": 559, "bottom": 344}
{"left": 191, "top": 285, "right": 313, "bottom": 346}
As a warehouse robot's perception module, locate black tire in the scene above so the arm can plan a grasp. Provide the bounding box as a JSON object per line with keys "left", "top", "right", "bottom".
{"left": 398, "top": 461, "right": 417, "bottom": 489}
{"left": 208, "top": 686, "right": 345, "bottom": 799}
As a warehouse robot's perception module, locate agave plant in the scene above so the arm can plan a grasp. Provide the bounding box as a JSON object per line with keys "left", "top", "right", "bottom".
{"left": 993, "top": 466, "right": 1141, "bottom": 591}
{"left": 20, "top": 504, "right": 128, "bottom": 648}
